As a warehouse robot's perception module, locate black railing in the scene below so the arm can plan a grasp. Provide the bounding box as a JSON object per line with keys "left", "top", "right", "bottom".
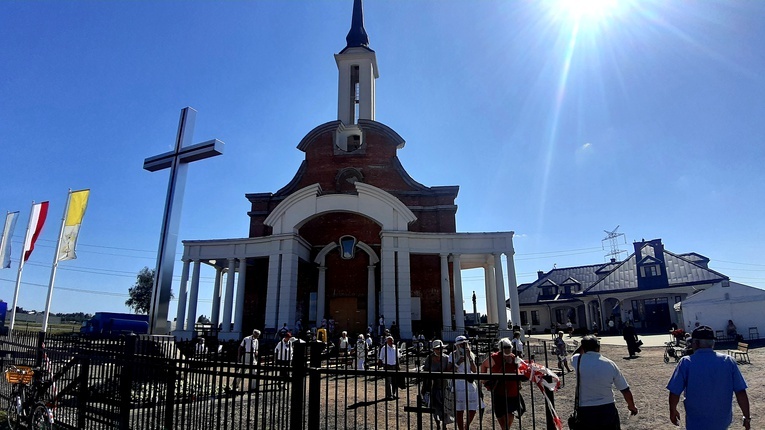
{"left": 0, "top": 330, "right": 564, "bottom": 429}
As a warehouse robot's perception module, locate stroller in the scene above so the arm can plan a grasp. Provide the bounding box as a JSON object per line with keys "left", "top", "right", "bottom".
{"left": 663, "top": 341, "right": 689, "bottom": 363}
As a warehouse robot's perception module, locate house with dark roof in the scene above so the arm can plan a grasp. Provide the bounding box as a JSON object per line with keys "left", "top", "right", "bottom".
{"left": 514, "top": 239, "right": 730, "bottom": 334}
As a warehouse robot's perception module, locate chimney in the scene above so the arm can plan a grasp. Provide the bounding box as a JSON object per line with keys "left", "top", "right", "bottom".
{"left": 537, "top": 271, "right": 545, "bottom": 279}
{"left": 651, "top": 239, "right": 665, "bottom": 263}
{"left": 633, "top": 240, "right": 646, "bottom": 258}
{"left": 610, "top": 258, "right": 616, "bottom": 263}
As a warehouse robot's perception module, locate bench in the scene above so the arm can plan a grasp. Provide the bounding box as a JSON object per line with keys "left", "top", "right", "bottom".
{"left": 727, "top": 342, "right": 750, "bottom": 364}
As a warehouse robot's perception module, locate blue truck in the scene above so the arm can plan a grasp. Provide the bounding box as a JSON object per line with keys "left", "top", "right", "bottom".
{"left": 81, "top": 312, "right": 149, "bottom": 335}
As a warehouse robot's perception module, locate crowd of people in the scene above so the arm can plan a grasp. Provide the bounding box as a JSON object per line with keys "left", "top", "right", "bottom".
{"left": 189, "top": 316, "right": 751, "bottom": 430}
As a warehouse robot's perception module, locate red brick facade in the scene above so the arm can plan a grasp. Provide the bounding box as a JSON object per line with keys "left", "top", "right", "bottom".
{"left": 244, "top": 119, "right": 458, "bottom": 336}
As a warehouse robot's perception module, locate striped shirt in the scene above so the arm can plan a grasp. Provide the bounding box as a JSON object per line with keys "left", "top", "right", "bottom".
{"left": 274, "top": 340, "right": 293, "bottom": 362}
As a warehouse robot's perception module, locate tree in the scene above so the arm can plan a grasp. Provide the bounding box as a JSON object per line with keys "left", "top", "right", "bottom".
{"left": 126, "top": 267, "right": 160, "bottom": 314}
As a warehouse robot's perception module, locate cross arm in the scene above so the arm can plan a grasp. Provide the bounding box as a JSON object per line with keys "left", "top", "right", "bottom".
{"left": 143, "top": 139, "right": 225, "bottom": 172}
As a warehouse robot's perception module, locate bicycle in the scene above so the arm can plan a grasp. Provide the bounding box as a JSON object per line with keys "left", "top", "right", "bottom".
{"left": 5, "top": 365, "right": 54, "bottom": 430}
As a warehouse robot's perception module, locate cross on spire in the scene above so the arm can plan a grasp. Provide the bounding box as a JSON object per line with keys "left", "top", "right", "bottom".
{"left": 143, "top": 107, "right": 224, "bottom": 334}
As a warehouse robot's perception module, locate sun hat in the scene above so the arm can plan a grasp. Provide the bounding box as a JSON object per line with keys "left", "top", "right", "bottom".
{"left": 432, "top": 339, "right": 444, "bottom": 349}
{"left": 455, "top": 335, "right": 469, "bottom": 345}
{"left": 498, "top": 338, "right": 512, "bottom": 349}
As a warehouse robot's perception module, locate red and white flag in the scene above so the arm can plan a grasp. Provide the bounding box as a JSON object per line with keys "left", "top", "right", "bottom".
{"left": 23, "top": 201, "right": 49, "bottom": 262}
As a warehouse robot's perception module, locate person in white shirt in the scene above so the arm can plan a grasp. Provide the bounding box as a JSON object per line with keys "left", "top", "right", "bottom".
{"left": 274, "top": 331, "right": 295, "bottom": 388}
{"left": 571, "top": 335, "right": 638, "bottom": 429}
{"left": 338, "top": 331, "right": 351, "bottom": 368}
{"left": 239, "top": 329, "right": 260, "bottom": 365}
{"left": 511, "top": 331, "right": 524, "bottom": 358}
{"left": 238, "top": 329, "right": 260, "bottom": 391}
{"left": 354, "top": 334, "right": 368, "bottom": 370}
{"left": 377, "top": 336, "right": 400, "bottom": 400}
{"left": 448, "top": 335, "right": 479, "bottom": 430}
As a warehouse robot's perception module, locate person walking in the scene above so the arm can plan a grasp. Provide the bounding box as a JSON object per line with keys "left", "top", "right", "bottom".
{"left": 421, "top": 339, "right": 451, "bottom": 427}
{"left": 571, "top": 335, "right": 638, "bottom": 429}
{"left": 273, "top": 331, "right": 294, "bottom": 389}
{"left": 448, "top": 335, "right": 479, "bottom": 430}
{"left": 480, "top": 338, "right": 522, "bottom": 430}
{"left": 378, "top": 335, "right": 401, "bottom": 400}
{"left": 554, "top": 331, "right": 572, "bottom": 372}
{"left": 666, "top": 325, "right": 750, "bottom": 429}
{"left": 511, "top": 331, "right": 524, "bottom": 358}
{"left": 237, "top": 329, "right": 260, "bottom": 391}
{"left": 622, "top": 321, "right": 640, "bottom": 358}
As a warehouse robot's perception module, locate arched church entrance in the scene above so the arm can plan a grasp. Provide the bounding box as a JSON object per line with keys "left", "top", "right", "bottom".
{"left": 299, "top": 212, "right": 381, "bottom": 336}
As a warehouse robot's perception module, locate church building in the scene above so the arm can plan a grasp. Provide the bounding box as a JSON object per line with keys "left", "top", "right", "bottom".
{"left": 173, "top": 0, "right": 520, "bottom": 341}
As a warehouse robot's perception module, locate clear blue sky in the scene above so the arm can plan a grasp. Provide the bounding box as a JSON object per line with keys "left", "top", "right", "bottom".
{"left": 2, "top": 1, "right": 763, "bottom": 320}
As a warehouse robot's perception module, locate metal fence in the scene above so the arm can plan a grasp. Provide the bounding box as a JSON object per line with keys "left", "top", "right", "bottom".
{"left": 0, "top": 331, "right": 567, "bottom": 430}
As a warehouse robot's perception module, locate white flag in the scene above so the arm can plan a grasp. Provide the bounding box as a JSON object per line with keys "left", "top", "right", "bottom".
{"left": 0, "top": 212, "right": 19, "bottom": 269}
{"left": 58, "top": 189, "right": 90, "bottom": 261}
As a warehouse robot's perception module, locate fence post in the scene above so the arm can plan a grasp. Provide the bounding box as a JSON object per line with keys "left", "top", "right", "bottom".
{"left": 119, "top": 335, "right": 136, "bottom": 430}
{"left": 544, "top": 374, "right": 556, "bottom": 430}
{"left": 164, "top": 361, "right": 176, "bottom": 430}
{"left": 307, "top": 342, "right": 322, "bottom": 429}
{"left": 78, "top": 356, "right": 91, "bottom": 429}
{"left": 289, "top": 342, "right": 307, "bottom": 430}
{"left": 36, "top": 331, "right": 46, "bottom": 368}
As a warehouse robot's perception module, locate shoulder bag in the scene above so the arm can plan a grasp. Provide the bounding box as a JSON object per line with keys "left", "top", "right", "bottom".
{"left": 567, "top": 354, "right": 583, "bottom": 430}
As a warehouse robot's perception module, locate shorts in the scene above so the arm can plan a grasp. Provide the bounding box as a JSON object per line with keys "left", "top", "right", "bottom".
{"left": 491, "top": 392, "right": 520, "bottom": 418}
{"left": 577, "top": 402, "right": 620, "bottom": 430}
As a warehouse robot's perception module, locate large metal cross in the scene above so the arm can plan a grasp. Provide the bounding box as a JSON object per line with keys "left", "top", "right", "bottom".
{"left": 143, "top": 107, "right": 224, "bottom": 334}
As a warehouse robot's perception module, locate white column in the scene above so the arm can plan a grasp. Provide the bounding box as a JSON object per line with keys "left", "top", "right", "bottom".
{"left": 367, "top": 264, "right": 376, "bottom": 327}
{"left": 317, "top": 266, "right": 327, "bottom": 325}
{"left": 221, "top": 259, "right": 236, "bottom": 333}
{"left": 233, "top": 258, "right": 247, "bottom": 334}
{"left": 440, "top": 253, "right": 452, "bottom": 332}
{"left": 396, "top": 247, "right": 413, "bottom": 339}
{"left": 265, "top": 243, "right": 282, "bottom": 330}
{"left": 277, "top": 242, "right": 299, "bottom": 330}
{"left": 175, "top": 259, "right": 191, "bottom": 331}
{"left": 380, "top": 236, "right": 397, "bottom": 327}
{"left": 210, "top": 266, "right": 223, "bottom": 329}
{"left": 185, "top": 260, "right": 201, "bottom": 331}
{"left": 505, "top": 248, "right": 521, "bottom": 328}
{"left": 494, "top": 253, "right": 508, "bottom": 330}
{"left": 584, "top": 299, "right": 594, "bottom": 331}
{"left": 452, "top": 254, "right": 465, "bottom": 332}
{"left": 485, "top": 261, "right": 497, "bottom": 324}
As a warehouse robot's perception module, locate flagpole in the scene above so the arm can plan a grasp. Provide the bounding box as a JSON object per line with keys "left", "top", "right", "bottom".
{"left": 42, "top": 190, "right": 71, "bottom": 332}
{"left": 10, "top": 201, "right": 36, "bottom": 334}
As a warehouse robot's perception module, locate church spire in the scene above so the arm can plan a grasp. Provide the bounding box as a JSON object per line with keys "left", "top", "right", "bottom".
{"left": 335, "top": 0, "right": 378, "bottom": 126}
{"left": 345, "top": 0, "right": 369, "bottom": 49}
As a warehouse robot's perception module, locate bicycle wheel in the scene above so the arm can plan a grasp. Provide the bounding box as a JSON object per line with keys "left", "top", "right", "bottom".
{"left": 6, "top": 394, "right": 21, "bottom": 430}
{"left": 28, "top": 402, "right": 53, "bottom": 430}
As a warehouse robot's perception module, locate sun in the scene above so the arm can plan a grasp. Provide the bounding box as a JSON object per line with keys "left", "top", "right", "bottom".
{"left": 555, "top": 0, "right": 621, "bottom": 22}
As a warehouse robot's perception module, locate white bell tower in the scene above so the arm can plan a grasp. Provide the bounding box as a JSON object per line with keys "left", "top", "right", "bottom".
{"left": 335, "top": 0, "right": 378, "bottom": 126}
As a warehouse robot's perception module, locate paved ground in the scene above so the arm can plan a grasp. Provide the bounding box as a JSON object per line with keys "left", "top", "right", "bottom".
{"left": 528, "top": 333, "right": 673, "bottom": 347}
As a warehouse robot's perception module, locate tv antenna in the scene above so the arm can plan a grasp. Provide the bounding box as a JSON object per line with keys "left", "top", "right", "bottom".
{"left": 602, "top": 225, "right": 626, "bottom": 262}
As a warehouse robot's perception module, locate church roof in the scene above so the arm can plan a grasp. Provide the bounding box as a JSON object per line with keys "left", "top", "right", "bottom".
{"left": 516, "top": 239, "right": 729, "bottom": 305}
{"left": 342, "top": 0, "right": 373, "bottom": 53}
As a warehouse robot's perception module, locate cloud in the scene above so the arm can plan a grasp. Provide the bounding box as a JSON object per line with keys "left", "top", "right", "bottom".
{"left": 575, "top": 142, "right": 594, "bottom": 165}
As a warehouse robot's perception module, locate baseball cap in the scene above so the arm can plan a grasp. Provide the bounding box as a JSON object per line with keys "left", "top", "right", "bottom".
{"left": 455, "top": 335, "right": 469, "bottom": 345}
{"left": 692, "top": 325, "right": 715, "bottom": 340}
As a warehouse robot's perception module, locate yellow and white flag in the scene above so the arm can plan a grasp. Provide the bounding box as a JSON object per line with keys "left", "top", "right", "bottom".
{"left": 58, "top": 189, "right": 90, "bottom": 261}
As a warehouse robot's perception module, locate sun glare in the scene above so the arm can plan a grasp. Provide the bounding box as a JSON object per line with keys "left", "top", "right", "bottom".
{"left": 557, "top": 0, "right": 620, "bottom": 21}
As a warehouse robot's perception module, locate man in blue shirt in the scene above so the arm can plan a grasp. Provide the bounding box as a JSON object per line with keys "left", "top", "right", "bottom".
{"left": 666, "top": 325, "right": 750, "bottom": 429}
